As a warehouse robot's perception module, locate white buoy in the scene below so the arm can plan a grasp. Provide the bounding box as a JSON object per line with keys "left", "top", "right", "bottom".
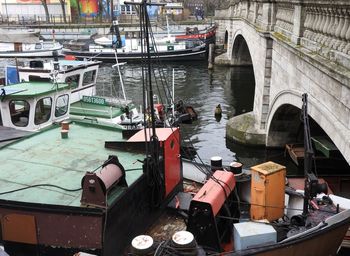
{"left": 172, "top": 230, "right": 195, "bottom": 247}
{"left": 131, "top": 235, "right": 154, "bottom": 255}
{"left": 171, "top": 231, "right": 197, "bottom": 255}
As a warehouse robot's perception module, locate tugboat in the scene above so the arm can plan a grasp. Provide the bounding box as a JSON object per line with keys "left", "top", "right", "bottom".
{"left": 0, "top": 1, "right": 349, "bottom": 256}
{"left": 127, "top": 93, "right": 350, "bottom": 255}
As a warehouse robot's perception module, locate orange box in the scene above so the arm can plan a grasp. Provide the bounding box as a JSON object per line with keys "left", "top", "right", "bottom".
{"left": 250, "top": 161, "right": 286, "bottom": 221}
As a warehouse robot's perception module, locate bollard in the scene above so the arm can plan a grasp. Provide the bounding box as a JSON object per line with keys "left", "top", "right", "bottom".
{"left": 208, "top": 43, "right": 215, "bottom": 69}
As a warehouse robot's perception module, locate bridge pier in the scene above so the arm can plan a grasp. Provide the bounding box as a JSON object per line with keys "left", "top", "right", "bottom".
{"left": 226, "top": 112, "right": 266, "bottom": 146}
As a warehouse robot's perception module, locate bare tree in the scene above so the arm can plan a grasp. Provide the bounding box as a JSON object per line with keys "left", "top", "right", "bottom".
{"left": 98, "top": 0, "right": 103, "bottom": 22}
{"left": 40, "top": 0, "right": 50, "bottom": 22}
{"left": 59, "top": 0, "right": 67, "bottom": 23}
{"left": 70, "top": 0, "right": 81, "bottom": 22}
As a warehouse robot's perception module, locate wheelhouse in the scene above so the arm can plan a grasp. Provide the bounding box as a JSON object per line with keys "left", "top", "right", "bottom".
{"left": 0, "top": 82, "right": 72, "bottom": 131}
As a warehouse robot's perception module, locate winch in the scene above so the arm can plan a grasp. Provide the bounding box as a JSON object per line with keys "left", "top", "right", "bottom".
{"left": 81, "top": 155, "right": 127, "bottom": 207}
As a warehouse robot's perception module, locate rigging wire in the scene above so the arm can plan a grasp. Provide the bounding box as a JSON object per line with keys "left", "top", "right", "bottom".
{"left": 125, "top": 1, "right": 233, "bottom": 207}
{"left": 144, "top": 14, "right": 237, "bottom": 203}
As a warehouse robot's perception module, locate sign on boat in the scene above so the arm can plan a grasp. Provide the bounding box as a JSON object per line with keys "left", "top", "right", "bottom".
{"left": 82, "top": 95, "right": 107, "bottom": 106}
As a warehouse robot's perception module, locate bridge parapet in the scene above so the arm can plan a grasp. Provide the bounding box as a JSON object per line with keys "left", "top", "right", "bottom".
{"left": 216, "top": 0, "right": 350, "bottom": 68}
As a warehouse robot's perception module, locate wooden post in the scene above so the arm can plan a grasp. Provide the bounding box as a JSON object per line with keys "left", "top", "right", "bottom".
{"left": 208, "top": 43, "right": 215, "bottom": 69}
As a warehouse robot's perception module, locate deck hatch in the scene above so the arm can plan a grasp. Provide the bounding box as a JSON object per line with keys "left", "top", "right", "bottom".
{"left": 1, "top": 213, "right": 38, "bottom": 244}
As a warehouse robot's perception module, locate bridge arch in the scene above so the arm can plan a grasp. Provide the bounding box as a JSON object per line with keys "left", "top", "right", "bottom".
{"left": 266, "top": 91, "right": 349, "bottom": 162}
{"left": 230, "top": 34, "right": 252, "bottom": 66}
{"left": 229, "top": 25, "right": 273, "bottom": 130}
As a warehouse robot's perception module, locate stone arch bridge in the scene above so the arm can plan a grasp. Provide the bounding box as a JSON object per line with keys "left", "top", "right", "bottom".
{"left": 215, "top": 0, "right": 350, "bottom": 164}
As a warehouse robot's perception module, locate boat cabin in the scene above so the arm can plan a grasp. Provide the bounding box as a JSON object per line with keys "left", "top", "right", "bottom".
{"left": 6, "top": 59, "right": 101, "bottom": 103}
{"left": 0, "top": 82, "right": 72, "bottom": 132}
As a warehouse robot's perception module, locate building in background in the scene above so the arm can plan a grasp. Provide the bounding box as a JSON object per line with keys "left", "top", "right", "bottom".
{"left": 160, "top": 2, "right": 183, "bottom": 16}
{"left": 0, "top": 0, "right": 71, "bottom": 23}
{"left": 183, "top": 0, "right": 203, "bottom": 15}
{"left": 113, "top": 0, "right": 160, "bottom": 22}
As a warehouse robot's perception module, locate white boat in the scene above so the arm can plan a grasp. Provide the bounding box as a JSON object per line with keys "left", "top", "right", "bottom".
{"left": 6, "top": 58, "right": 101, "bottom": 104}
{"left": 4, "top": 57, "right": 141, "bottom": 131}
{"left": 94, "top": 36, "right": 115, "bottom": 46}
{"left": 0, "top": 29, "right": 62, "bottom": 58}
{"left": 63, "top": 38, "right": 206, "bottom": 62}
{"left": 63, "top": 21, "right": 206, "bottom": 62}
{"left": 0, "top": 81, "right": 138, "bottom": 142}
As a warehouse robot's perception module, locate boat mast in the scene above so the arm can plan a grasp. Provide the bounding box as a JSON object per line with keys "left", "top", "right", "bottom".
{"left": 302, "top": 93, "right": 313, "bottom": 177}
{"left": 166, "top": 14, "right": 171, "bottom": 41}
{"left": 172, "top": 68, "right": 175, "bottom": 118}
{"left": 301, "top": 93, "right": 327, "bottom": 216}
{"left": 126, "top": 0, "right": 167, "bottom": 207}
{"left": 142, "top": 0, "right": 157, "bottom": 138}
{"left": 110, "top": 0, "right": 114, "bottom": 22}
{"left": 110, "top": 3, "right": 127, "bottom": 101}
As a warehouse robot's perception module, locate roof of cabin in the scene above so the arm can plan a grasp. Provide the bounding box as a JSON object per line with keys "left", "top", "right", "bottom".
{"left": 70, "top": 101, "right": 125, "bottom": 118}
{"left": 1, "top": 82, "right": 75, "bottom": 99}
{"left": 0, "top": 121, "right": 144, "bottom": 208}
{"left": 58, "top": 59, "right": 101, "bottom": 67}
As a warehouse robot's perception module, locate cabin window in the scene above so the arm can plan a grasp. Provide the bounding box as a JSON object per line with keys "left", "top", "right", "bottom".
{"left": 82, "top": 70, "right": 96, "bottom": 86}
{"left": 43, "top": 43, "right": 54, "bottom": 49}
{"left": 29, "top": 61, "right": 44, "bottom": 68}
{"left": 34, "top": 97, "right": 52, "bottom": 125}
{"left": 35, "top": 43, "right": 42, "bottom": 50}
{"left": 28, "top": 75, "right": 50, "bottom": 82}
{"left": 9, "top": 100, "right": 30, "bottom": 127}
{"left": 65, "top": 74, "right": 80, "bottom": 87}
{"left": 55, "top": 94, "right": 69, "bottom": 117}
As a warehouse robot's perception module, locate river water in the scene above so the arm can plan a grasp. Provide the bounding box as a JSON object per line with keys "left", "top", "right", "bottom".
{"left": 96, "top": 61, "right": 289, "bottom": 169}
{"left": 0, "top": 58, "right": 297, "bottom": 169}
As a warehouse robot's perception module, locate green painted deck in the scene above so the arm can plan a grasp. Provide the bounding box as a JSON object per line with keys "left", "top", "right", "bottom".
{"left": 0, "top": 121, "right": 144, "bottom": 207}
{"left": 70, "top": 101, "right": 124, "bottom": 119}
{"left": 2, "top": 82, "right": 75, "bottom": 98}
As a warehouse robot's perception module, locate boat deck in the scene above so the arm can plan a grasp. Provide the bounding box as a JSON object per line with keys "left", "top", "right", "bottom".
{"left": 70, "top": 101, "right": 124, "bottom": 119}
{"left": 0, "top": 126, "right": 32, "bottom": 145}
{"left": 0, "top": 121, "right": 144, "bottom": 207}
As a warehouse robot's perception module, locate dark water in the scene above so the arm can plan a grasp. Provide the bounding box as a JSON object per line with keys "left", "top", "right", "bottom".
{"left": 96, "top": 61, "right": 288, "bottom": 169}
{"left": 0, "top": 58, "right": 287, "bottom": 168}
